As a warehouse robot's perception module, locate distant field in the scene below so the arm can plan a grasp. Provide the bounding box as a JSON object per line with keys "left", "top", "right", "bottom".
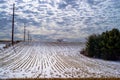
{"left": 0, "top": 40, "right": 11, "bottom": 48}
{"left": 0, "top": 42, "right": 120, "bottom": 79}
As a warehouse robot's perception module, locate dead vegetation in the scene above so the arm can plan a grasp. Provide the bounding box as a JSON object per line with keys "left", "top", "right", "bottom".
{"left": 4, "top": 78, "right": 120, "bottom": 80}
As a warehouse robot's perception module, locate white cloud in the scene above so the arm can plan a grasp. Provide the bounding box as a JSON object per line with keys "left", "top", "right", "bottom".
{"left": 0, "top": 0, "right": 120, "bottom": 41}
{"left": 22, "top": 0, "right": 33, "bottom": 2}
{"left": 20, "top": 25, "right": 56, "bottom": 35}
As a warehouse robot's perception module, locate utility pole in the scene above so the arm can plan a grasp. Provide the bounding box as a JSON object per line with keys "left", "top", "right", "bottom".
{"left": 30, "top": 36, "right": 32, "bottom": 42}
{"left": 12, "top": 3, "right": 15, "bottom": 45}
{"left": 28, "top": 31, "right": 30, "bottom": 44}
{"left": 24, "top": 23, "right": 26, "bottom": 42}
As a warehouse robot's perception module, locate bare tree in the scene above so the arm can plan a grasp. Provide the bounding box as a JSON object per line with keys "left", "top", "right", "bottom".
{"left": 57, "top": 39, "right": 63, "bottom": 42}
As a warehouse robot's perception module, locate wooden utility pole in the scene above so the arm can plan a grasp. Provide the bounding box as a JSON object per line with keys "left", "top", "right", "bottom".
{"left": 28, "top": 31, "right": 30, "bottom": 43}
{"left": 24, "top": 23, "right": 26, "bottom": 42}
{"left": 30, "top": 36, "right": 32, "bottom": 41}
{"left": 12, "top": 3, "right": 15, "bottom": 45}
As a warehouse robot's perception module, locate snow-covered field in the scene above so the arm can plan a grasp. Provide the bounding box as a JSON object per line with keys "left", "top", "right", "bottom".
{"left": 0, "top": 44, "right": 5, "bottom": 49}
{"left": 0, "top": 42, "right": 120, "bottom": 79}
{"left": 0, "top": 44, "right": 6, "bottom": 53}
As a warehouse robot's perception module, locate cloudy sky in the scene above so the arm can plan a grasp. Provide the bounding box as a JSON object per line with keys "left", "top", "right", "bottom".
{"left": 0, "top": 0, "right": 120, "bottom": 42}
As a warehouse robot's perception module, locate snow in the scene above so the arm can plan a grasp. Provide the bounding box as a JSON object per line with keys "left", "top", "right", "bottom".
{"left": 0, "top": 44, "right": 5, "bottom": 49}
{"left": 0, "top": 42, "right": 120, "bottom": 79}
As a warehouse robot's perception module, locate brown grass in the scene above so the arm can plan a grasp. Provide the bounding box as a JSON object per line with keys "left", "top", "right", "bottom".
{"left": 3, "top": 78, "right": 120, "bottom": 80}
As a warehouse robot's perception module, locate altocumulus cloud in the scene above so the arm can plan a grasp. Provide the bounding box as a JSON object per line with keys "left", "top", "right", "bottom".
{"left": 0, "top": 0, "right": 120, "bottom": 42}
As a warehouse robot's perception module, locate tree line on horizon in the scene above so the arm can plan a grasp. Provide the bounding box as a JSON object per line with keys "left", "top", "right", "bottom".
{"left": 81, "top": 28, "right": 120, "bottom": 60}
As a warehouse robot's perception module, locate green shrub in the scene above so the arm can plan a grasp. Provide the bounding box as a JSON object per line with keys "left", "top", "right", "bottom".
{"left": 84, "top": 28, "right": 120, "bottom": 60}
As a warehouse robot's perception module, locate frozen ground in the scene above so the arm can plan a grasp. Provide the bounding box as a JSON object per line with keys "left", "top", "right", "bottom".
{"left": 0, "top": 42, "right": 120, "bottom": 79}
{"left": 0, "top": 44, "right": 5, "bottom": 49}
{"left": 0, "top": 44, "right": 6, "bottom": 53}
